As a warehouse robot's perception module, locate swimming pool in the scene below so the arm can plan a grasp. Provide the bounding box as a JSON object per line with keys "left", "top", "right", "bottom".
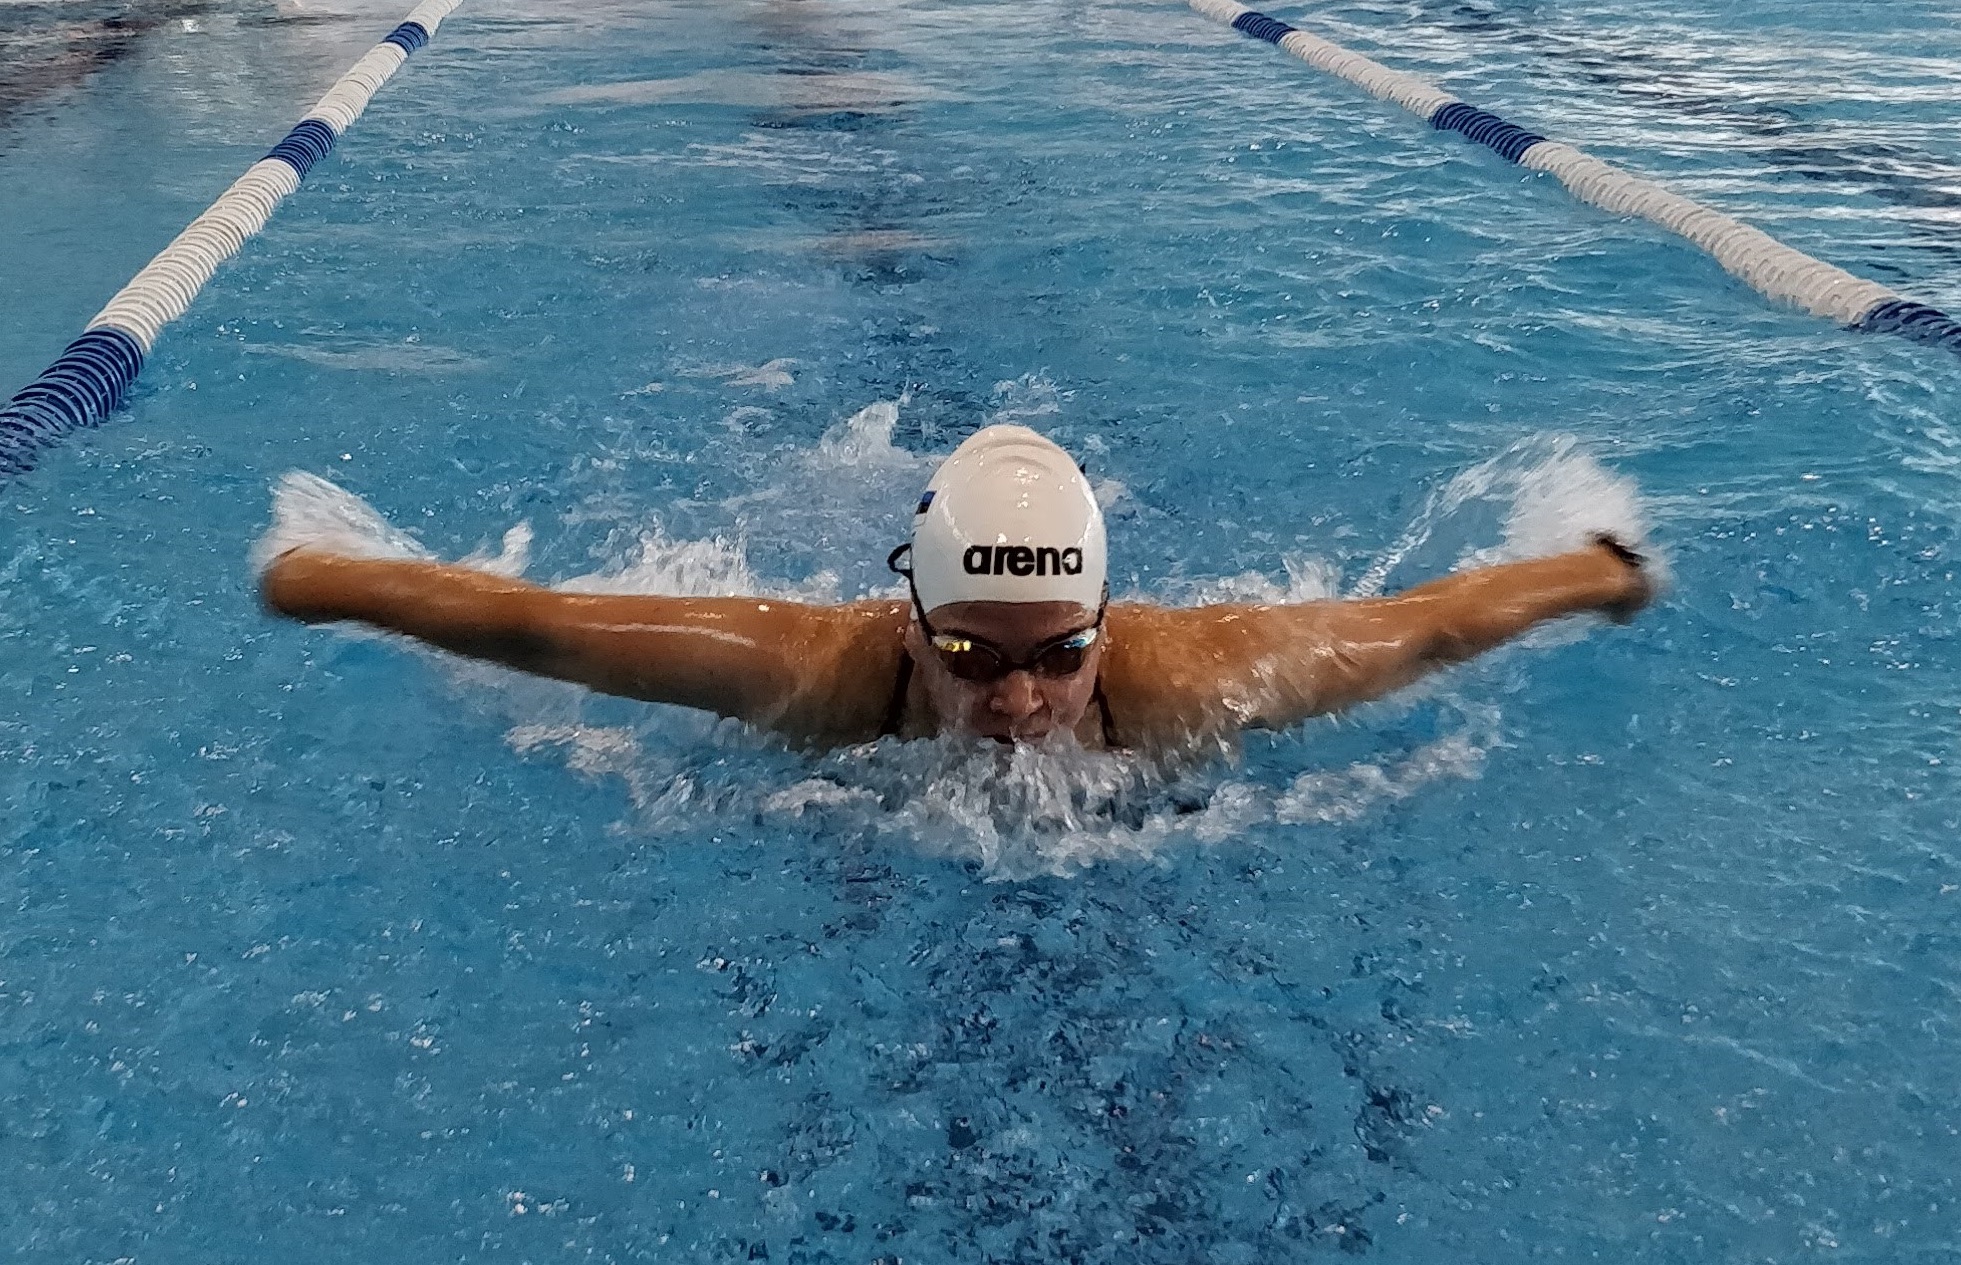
{"left": 4, "top": 0, "right": 1959, "bottom": 1259}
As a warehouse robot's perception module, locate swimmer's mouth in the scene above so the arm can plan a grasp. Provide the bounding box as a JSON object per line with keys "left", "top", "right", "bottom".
{"left": 989, "top": 726, "right": 1055, "bottom": 747}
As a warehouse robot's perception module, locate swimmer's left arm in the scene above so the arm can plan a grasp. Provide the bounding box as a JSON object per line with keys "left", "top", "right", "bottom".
{"left": 1249, "top": 537, "right": 1655, "bottom": 723}
{"left": 1103, "top": 538, "right": 1653, "bottom": 744}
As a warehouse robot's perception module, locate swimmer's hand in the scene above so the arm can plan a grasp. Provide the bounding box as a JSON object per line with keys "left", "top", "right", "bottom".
{"left": 260, "top": 546, "right": 368, "bottom": 623}
{"left": 1590, "top": 532, "right": 1656, "bottom": 625}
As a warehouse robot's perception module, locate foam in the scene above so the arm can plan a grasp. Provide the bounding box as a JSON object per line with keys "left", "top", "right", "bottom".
{"left": 1274, "top": 708, "right": 1499, "bottom": 824}
{"left": 704, "top": 710, "right": 1500, "bottom": 880}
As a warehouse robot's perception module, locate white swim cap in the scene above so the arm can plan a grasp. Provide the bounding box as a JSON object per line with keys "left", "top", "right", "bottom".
{"left": 900, "top": 424, "right": 1106, "bottom": 615}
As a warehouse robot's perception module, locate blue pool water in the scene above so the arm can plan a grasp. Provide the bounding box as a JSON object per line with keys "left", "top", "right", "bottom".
{"left": 4, "top": 0, "right": 1960, "bottom": 1260}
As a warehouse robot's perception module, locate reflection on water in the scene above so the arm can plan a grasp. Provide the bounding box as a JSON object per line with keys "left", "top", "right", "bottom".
{"left": 0, "top": 0, "right": 207, "bottom": 137}
{"left": 1323, "top": 0, "right": 1961, "bottom": 274}
{"left": 545, "top": 67, "right": 940, "bottom": 113}
{"left": 0, "top": 0, "right": 451, "bottom": 387}
{"left": 0, "top": 0, "right": 419, "bottom": 144}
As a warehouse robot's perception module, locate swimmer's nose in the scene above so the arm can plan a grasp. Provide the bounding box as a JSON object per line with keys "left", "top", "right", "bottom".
{"left": 987, "top": 669, "right": 1044, "bottom": 722}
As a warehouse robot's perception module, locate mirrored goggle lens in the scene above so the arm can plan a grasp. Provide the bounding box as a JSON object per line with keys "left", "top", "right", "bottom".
{"left": 1030, "top": 643, "right": 1091, "bottom": 677}
{"left": 933, "top": 637, "right": 1093, "bottom": 682}
{"left": 936, "top": 644, "right": 1007, "bottom": 682}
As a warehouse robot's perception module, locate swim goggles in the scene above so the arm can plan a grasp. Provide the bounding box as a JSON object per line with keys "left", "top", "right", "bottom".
{"left": 888, "top": 543, "right": 1104, "bottom": 682}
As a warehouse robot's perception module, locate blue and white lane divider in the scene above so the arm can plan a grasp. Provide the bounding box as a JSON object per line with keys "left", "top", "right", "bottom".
{"left": 1190, "top": 0, "right": 1961, "bottom": 356}
{"left": 0, "top": 0, "right": 464, "bottom": 480}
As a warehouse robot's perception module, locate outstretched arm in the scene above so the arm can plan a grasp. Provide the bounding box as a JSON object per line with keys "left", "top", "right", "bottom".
{"left": 260, "top": 550, "right": 906, "bottom": 740}
{"left": 1101, "top": 538, "right": 1654, "bottom": 745}
{"left": 1274, "top": 536, "right": 1653, "bottom": 716}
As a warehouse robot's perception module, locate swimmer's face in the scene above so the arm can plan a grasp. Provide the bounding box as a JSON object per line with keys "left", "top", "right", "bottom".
{"left": 906, "top": 600, "right": 1106, "bottom": 745}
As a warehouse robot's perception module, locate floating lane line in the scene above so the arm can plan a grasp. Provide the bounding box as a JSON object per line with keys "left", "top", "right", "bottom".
{"left": 0, "top": 1, "right": 463, "bottom": 480}
{"left": 1188, "top": 0, "right": 1961, "bottom": 357}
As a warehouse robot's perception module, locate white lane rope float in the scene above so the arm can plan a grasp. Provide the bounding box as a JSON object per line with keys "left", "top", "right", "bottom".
{"left": 0, "top": 0, "right": 465, "bottom": 478}
{"left": 1188, "top": 0, "right": 1961, "bottom": 356}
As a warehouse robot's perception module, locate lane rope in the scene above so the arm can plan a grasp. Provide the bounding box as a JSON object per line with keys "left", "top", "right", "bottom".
{"left": 1189, "top": 0, "right": 1961, "bottom": 357}
{"left": 0, "top": 0, "right": 465, "bottom": 479}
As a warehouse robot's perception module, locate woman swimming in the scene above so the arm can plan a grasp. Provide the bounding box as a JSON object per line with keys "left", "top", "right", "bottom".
{"left": 260, "top": 425, "right": 1654, "bottom": 756}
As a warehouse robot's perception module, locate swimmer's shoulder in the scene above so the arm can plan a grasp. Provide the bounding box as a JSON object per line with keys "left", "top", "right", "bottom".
{"left": 1097, "top": 603, "right": 1220, "bottom": 750}
{"left": 1098, "top": 601, "right": 1309, "bottom": 751}
{"left": 766, "top": 598, "right": 909, "bottom": 746}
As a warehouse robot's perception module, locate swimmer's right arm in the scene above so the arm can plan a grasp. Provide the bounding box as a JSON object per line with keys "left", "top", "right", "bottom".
{"left": 259, "top": 550, "right": 905, "bottom": 738}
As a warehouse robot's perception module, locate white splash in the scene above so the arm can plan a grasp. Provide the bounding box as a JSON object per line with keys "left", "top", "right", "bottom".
{"left": 554, "top": 524, "right": 836, "bottom": 602}
{"left": 716, "top": 397, "right": 931, "bottom": 601}
{"left": 252, "top": 471, "right": 532, "bottom": 580}
{"left": 810, "top": 398, "right": 918, "bottom": 471}
{"left": 459, "top": 524, "right": 534, "bottom": 578}
{"left": 986, "top": 373, "right": 1066, "bottom": 426}
{"left": 741, "top": 712, "right": 1500, "bottom": 880}
{"left": 1353, "top": 435, "right": 1659, "bottom": 597}
{"left": 506, "top": 723, "right": 713, "bottom": 819}
{"left": 1274, "top": 709, "right": 1500, "bottom": 825}
{"left": 1175, "top": 555, "right": 1344, "bottom": 607}
{"left": 250, "top": 471, "right": 434, "bottom": 575}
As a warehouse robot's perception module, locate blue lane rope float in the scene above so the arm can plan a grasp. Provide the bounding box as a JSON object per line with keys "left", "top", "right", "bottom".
{"left": 0, "top": 0, "right": 466, "bottom": 480}
{"left": 1190, "top": 0, "right": 1961, "bottom": 358}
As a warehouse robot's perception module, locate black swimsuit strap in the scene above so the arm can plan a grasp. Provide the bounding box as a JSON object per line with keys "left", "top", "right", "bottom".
{"left": 1093, "top": 680, "right": 1118, "bottom": 750}
{"left": 881, "top": 652, "right": 914, "bottom": 738}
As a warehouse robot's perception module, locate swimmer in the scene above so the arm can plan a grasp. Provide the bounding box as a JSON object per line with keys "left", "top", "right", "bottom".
{"left": 260, "top": 425, "right": 1655, "bottom": 755}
